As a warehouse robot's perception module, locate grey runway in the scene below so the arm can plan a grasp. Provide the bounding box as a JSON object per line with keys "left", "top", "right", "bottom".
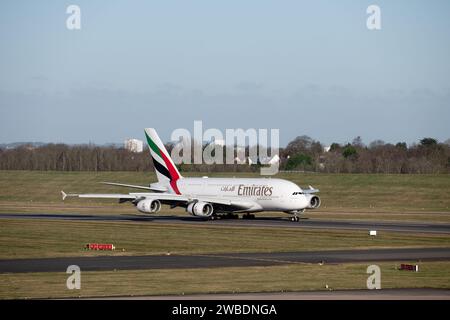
{"left": 1, "top": 247, "right": 449, "bottom": 273}
{"left": 1, "top": 212, "right": 449, "bottom": 234}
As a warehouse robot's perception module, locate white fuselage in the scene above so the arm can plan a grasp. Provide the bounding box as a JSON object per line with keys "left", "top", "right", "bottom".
{"left": 176, "top": 177, "right": 309, "bottom": 212}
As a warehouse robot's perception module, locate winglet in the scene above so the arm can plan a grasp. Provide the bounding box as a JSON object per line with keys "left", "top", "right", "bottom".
{"left": 61, "top": 190, "right": 67, "bottom": 201}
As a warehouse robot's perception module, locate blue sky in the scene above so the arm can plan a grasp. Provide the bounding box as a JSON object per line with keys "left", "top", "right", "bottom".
{"left": 0, "top": 0, "right": 449, "bottom": 146}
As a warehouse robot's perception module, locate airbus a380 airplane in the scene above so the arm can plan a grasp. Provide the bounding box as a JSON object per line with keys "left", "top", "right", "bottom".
{"left": 62, "top": 129, "right": 320, "bottom": 222}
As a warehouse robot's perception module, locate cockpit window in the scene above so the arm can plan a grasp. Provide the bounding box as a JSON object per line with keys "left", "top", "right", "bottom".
{"left": 292, "top": 192, "right": 303, "bottom": 195}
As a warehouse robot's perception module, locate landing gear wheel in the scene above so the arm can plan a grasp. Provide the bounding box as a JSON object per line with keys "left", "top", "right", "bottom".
{"left": 291, "top": 216, "right": 300, "bottom": 222}
{"left": 243, "top": 213, "right": 255, "bottom": 220}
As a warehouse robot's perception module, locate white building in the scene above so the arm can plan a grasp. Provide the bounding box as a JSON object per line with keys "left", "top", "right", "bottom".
{"left": 267, "top": 154, "right": 280, "bottom": 165}
{"left": 234, "top": 156, "right": 246, "bottom": 164}
{"left": 124, "top": 139, "right": 144, "bottom": 153}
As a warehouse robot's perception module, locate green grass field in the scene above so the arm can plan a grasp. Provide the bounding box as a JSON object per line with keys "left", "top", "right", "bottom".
{"left": 2, "top": 217, "right": 446, "bottom": 299}
{"left": 0, "top": 170, "right": 449, "bottom": 222}
{"left": 1, "top": 219, "right": 449, "bottom": 259}
{"left": 1, "top": 261, "right": 449, "bottom": 299}
{"left": 0, "top": 171, "right": 449, "bottom": 299}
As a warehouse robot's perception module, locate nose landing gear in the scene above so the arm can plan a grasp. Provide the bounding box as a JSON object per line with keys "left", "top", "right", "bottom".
{"left": 290, "top": 209, "right": 305, "bottom": 222}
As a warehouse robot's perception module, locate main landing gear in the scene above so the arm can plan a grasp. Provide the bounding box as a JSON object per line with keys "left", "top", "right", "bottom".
{"left": 209, "top": 213, "right": 256, "bottom": 220}
{"left": 209, "top": 213, "right": 239, "bottom": 220}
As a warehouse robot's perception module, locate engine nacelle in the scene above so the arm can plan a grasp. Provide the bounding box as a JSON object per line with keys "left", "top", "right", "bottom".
{"left": 186, "top": 201, "right": 214, "bottom": 217}
{"left": 137, "top": 199, "right": 161, "bottom": 213}
{"left": 305, "top": 194, "right": 321, "bottom": 209}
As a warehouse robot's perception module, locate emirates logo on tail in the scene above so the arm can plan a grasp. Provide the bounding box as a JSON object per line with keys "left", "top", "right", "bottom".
{"left": 144, "top": 129, "right": 182, "bottom": 195}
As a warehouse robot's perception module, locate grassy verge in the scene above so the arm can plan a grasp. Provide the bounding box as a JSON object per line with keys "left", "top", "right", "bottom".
{"left": 1, "top": 261, "right": 449, "bottom": 299}
{"left": 1, "top": 218, "right": 449, "bottom": 259}
{"left": 0, "top": 171, "right": 449, "bottom": 222}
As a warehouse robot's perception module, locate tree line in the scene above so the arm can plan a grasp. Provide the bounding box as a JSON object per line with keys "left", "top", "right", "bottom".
{"left": 282, "top": 136, "right": 450, "bottom": 174}
{"left": 0, "top": 136, "right": 449, "bottom": 173}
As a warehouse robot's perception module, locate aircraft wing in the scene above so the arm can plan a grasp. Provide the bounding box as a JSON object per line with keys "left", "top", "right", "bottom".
{"left": 61, "top": 191, "right": 257, "bottom": 211}
{"left": 101, "top": 182, "right": 168, "bottom": 192}
{"left": 61, "top": 191, "right": 139, "bottom": 201}
{"left": 61, "top": 191, "right": 187, "bottom": 201}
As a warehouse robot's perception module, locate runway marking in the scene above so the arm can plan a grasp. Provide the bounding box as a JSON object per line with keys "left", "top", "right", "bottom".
{"left": 189, "top": 253, "right": 308, "bottom": 266}
{"left": 0, "top": 212, "right": 449, "bottom": 234}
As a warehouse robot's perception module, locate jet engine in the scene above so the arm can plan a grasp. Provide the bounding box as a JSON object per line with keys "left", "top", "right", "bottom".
{"left": 305, "top": 194, "right": 321, "bottom": 209}
{"left": 186, "top": 201, "right": 214, "bottom": 217}
{"left": 136, "top": 199, "right": 161, "bottom": 213}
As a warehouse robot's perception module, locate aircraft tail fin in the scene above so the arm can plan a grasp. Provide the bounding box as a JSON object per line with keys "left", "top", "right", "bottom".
{"left": 144, "top": 128, "right": 182, "bottom": 194}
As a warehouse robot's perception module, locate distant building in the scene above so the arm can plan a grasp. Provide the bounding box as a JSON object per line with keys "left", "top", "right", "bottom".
{"left": 234, "top": 156, "right": 246, "bottom": 164}
{"left": 214, "top": 138, "right": 225, "bottom": 146}
{"left": 267, "top": 154, "right": 280, "bottom": 165}
{"left": 324, "top": 146, "right": 331, "bottom": 152}
{"left": 124, "top": 139, "right": 143, "bottom": 153}
{"left": 236, "top": 155, "right": 280, "bottom": 166}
